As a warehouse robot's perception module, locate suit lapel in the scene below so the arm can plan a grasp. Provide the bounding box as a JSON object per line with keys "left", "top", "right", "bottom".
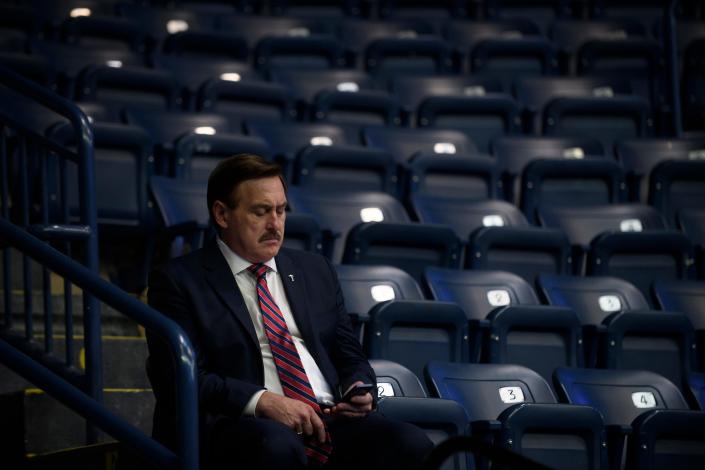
{"left": 202, "top": 241, "right": 259, "bottom": 349}
{"left": 276, "top": 250, "right": 318, "bottom": 350}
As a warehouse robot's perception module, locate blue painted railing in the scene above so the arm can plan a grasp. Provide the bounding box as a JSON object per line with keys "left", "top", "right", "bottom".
{"left": 0, "top": 66, "right": 198, "bottom": 468}
{"left": 0, "top": 219, "right": 199, "bottom": 470}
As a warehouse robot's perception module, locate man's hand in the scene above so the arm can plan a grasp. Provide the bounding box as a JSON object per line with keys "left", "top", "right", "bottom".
{"left": 324, "top": 381, "right": 374, "bottom": 419}
{"left": 256, "top": 391, "right": 327, "bottom": 444}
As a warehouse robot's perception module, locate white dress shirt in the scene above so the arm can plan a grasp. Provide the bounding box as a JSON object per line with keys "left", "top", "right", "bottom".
{"left": 217, "top": 239, "right": 335, "bottom": 416}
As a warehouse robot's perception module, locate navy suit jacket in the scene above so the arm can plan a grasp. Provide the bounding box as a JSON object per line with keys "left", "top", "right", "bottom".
{"left": 146, "top": 241, "right": 375, "bottom": 450}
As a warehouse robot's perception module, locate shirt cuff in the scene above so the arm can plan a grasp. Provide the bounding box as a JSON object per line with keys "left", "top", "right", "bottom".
{"left": 244, "top": 389, "right": 267, "bottom": 417}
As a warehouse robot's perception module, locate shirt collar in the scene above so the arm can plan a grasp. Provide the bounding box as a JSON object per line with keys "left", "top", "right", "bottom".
{"left": 216, "top": 237, "right": 278, "bottom": 276}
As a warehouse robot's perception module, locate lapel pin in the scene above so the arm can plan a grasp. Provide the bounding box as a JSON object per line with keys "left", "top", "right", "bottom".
{"left": 288, "top": 274, "right": 295, "bottom": 282}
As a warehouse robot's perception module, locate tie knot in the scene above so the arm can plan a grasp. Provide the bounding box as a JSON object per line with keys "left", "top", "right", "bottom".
{"left": 248, "top": 263, "right": 268, "bottom": 279}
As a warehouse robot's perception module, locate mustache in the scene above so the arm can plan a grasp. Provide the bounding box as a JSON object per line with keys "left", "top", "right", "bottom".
{"left": 259, "top": 231, "right": 282, "bottom": 242}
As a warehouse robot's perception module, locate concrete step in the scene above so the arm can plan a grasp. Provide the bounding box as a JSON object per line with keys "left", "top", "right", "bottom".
{"left": 0, "top": 387, "right": 155, "bottom": 455}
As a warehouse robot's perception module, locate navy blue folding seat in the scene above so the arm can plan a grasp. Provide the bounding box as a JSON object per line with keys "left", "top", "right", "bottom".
{"left": 378, "top": 0, "right": 469, "bottom": 20}
{"left": 417, "top": 94, "right": 523, "bottom": 153}
{"left": 616, "top": 138, "right": 705, "bottom": 202}
{"left": 514, "top": 76, "right": 635, "bottom": 135}
{"left": 196, "top": 78, "right": 296, "bottom": 123}
{"left": 682, "top": 36, "right": 705, "bottom": 131}
{"left": 309, "top": 89, "right": 403, "bottom": 131}
{"left": 376, "top": 397, "right": 472, "bottom": 470}
{"left": 338, "top": 18, "right": 438, "bottom": 58}
{"left": 294, "top": 145, "right": 397, "bottom": 194}
{"left": 281, "top": 213, "right": 324, "bottom": 255}
{"left": 216, "top": 14, "right": 335, "bottom": 49}
{"left": 270, "top": 0, "right": 363, "bottom": 17}
{"left": 30, "top": 40, "right": 146, "bottom": 99}
{"left": 539, "top": 204, "right": 668, "bottom": 274}
{"left": 425, "top": 361, "right": 608, "bottom": 470}
{"left": 116, "top": 4, "right": 218, "bottom": 43}
{"left": 370, "top": 359, "right": 428, "bottom": 398}
{"left": 246, "top": 121, "right": 357, "bottom": 179}
{"left": 365, "top": 300, "right": 470, "bottom": 387}
{"left": 155, "top": 56, "right": 258, "bottom": 110}
{"left": 408, "top": 153, "right": 500, "bottom": 202}
{"left": 253, "top": 35, "right": 348, "bottom": 77}
{"left": 486, "top": 0, "right": 574, "bottom": 33}
{"left": 159, "top": 30, "right": 249, "bottom": 64}
{"left": 335, "top": 264, "right": 424, "bottom": 328}
{"left": 587, "top": 231, "right": 694, "bottom": 306}
{"left": 59, "top": 14, "right": 151, "bottom": 55}
{"left": 426, "top": 267, "right": 540, "bottom": 360}
{"left": 173, "top": 133, "right": 270, "bottom": 183}
{"left": 482, "top": 305, "right": 584, "bottom": 387}
{"left": 538, "top": 274, "right": 651, "bottom": 366}
{"left": 49, "top": 122, "right": 156, "bottom": 292}
{"left": 271, "top": 68, "right": 376, "bottom": 118}
{"left": 599, "top": 309, "right": 698, "bottom": 404}
{"left": 629, "top": 409, "right": 705, "bottom": 469}
{"left": 390, "top": 75, "right": 505, "bottom": 122}
{"left": 445, "top": 18, "right": 542, "bottom": 58}
{"left": 75, "top": 64, "right": 183, "bottom": 115}
{"left": 590, "top": 0, "right": 666, "bottom": 30}
{"left": 649, "top": 160, "right": 705, "bottom": 228}
{"left": 412, "top": 199, "right": 526, "bottom": 244}
{"left": 364, "top": 36, "right": 457, "bottom": 82}
{"left": 520, "top": 158, "right": 628, "bottom": 224}
{"left": 491, "top": 135, "right": 604, "bottom": 204}
{"left": 653, "top": 280, "right": 705, "bottom": 371}
{"left": 343, "top": 222, "right": 462, "bottom": 286}
{"left": 150, "top": 174, "right": 211, "bottom": 258}
{"left": 364, "top": 126, "right": 478, "bottom": 166}
{"left": 287, "top": 187, "right": 411, "bottom": 262}
{"left": 554, "top": 367, "right": 702, "bottom": 469}
{"left": 467, "top": 226, "right": 573, "bottom": 285}
{"left": 678, "top": 209, "right": 705, "bottom": 279}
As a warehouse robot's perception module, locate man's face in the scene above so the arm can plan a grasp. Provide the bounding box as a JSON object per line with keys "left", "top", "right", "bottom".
{"left": 214, "top": 176, "right": 287, "bottom": 263}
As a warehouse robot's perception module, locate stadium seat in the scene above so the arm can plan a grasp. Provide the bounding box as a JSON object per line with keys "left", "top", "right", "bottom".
{"left": 587, "top": 231, "right": 694, "bottom": 306}
{"left": 629, "top": 409, "right": 705, "bottom": 469}
{"left": 342, "top": 221, "right": 462, "bottom": 285}
{"left": 690, "top": 372, "right": 705, "bottom": 410}
{"left": 309, "top": 88, "right": 404, "bottom": 129}
{"left": 491, "top": 135, "right": 605, "bottom": 204}
{"left": 338, "top": 18, "right": 438, "bottom": 57}
{"left": 287, "top": 187, "right": 411, "bottom": 263}
{"left": 445, "top": 18, "right": 542, "bottom": 57}
{"left": 600, "top": 309, "right": 697, "bottom": 404}
{"left": 486, "top": 0, "right": 573, "bottom": 34}
{"left": 538, "top": 274, "right": 651, "bottom": 366}
{"left": 196, "top": 77, "right": 296, "bottom": 123}
{"left": 364, "top": 36, "right": 456, "bottom": 82}
{"left": 294, "top": 145, "right": 397, "bottom": 194}
{"left": 281, "top": 212, "right": 324, "bottom": 255}
{"left": 425, "top": 361, "right": 608, "bottom": 470}
{"left": 363, "top": 126, "right": 478, "bottom": 166}
{"left": 173, "top": 133, "right": 271, "bottom": 183}
{"left": 417, "top": 94, "right": 522, "bottom": 153}
{"left": 378, "top": 0, "right": 469, "bottom": 20}
{"left": 216, "top": 14, "right": 335, "bottom": 49}
{"left": 482, "top": 305, "right": 584, "bottom": 387}
{"left": 59, "top": 14, "right": 151, "bottom": 55}
{"left": 678, "top": 209, "right": 705, "bottom": 279}
{"left": 653, "top": 279, "right": 705, "bottom": 371}
{"left": 519, "top": 158, "right": 628, "bottom": 224}
{"left": 538, "top": 203, "right": 667, "bottom": 273}
{"left": 407, "top": 153, "right": 500, "bottom": 202}
{"left": 648, "top": 160, "right": 705, "bottom": 228}
{"left": 253, "top": 35, "right": 348, "bottom": 76}
{"left": 616, "top": 137, "right": 705, "bottom": 202}
{"left": 370, "top": 359, "right": 427, "bottom": 398}
{"left": 160, "top": 30, "right": 249, "bottom": 64}
{"left": 554, "top": 367, "right": 699, "bottom": 469}
{"left": 376, "top": 397, "right": 472, "bottom": 470}
{"left": 467, "top": 226, "right": 572, "bottom": 285}
{"left": 365, "top": 300, "right": 470, "bottom": 388}
{"left": 411, "top": 199, "right": 527, "bottom": 243}
{"left": 425, "top": 267, "right": 540, "bottom": 360}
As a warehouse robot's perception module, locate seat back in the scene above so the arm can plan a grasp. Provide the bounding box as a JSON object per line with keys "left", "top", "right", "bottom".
{"left": 485, "top": 305, "right": 584, "bottom": 386}
{"left": 425, "top": 268, "right": 539, "bottom": 321}
{"left": 343, "top": 222, "right": 462, "bottom": 285}
{"left": 649, "top": 160, "right": 705, "bottom": 227}
{"left": 364, "top": 126, "right": 478, "bottom": 165}
{"left": 334, "top": 264, "right": 425, "bottom": 321}
{"left": 370, "top": 359, "right": 427, "bottom": 398}
{"left": 366, "top": 301, "right": 470, "bottom": 386}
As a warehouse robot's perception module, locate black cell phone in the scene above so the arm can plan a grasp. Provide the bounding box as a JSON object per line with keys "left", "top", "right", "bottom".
{"left": 341, "top": 383, "right": 375, "bottom": 402}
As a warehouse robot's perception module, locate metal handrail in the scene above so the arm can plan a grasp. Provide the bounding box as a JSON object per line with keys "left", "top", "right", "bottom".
{"left": 0, "top": 218, "right": 199, "bottom": 470}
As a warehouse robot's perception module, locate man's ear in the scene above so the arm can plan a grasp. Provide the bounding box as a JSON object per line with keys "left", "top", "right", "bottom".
{"left": 212, "top": 200, "right": 230, "bottom": 230}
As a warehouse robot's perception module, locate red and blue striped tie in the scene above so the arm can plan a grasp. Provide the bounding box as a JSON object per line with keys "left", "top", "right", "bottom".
{"left": 249, "top": 263, "right": 333, "bottom": 465}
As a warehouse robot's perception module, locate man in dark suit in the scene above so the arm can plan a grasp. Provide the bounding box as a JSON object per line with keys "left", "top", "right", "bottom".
{"left": 147, "top": 154, "right": 433, "bottom": 469}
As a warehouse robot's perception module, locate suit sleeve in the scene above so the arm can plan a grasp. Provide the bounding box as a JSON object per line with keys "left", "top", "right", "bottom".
{"left": 147, "top": 265, "right": 264, "bottom": 418}
{"left": 322, "top": 257, "right": 377, "bottom": 401}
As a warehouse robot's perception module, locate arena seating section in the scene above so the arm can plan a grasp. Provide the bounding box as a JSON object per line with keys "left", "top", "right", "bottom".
{"left": 2, "top": 0, "right": 705, "bottom": 469}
